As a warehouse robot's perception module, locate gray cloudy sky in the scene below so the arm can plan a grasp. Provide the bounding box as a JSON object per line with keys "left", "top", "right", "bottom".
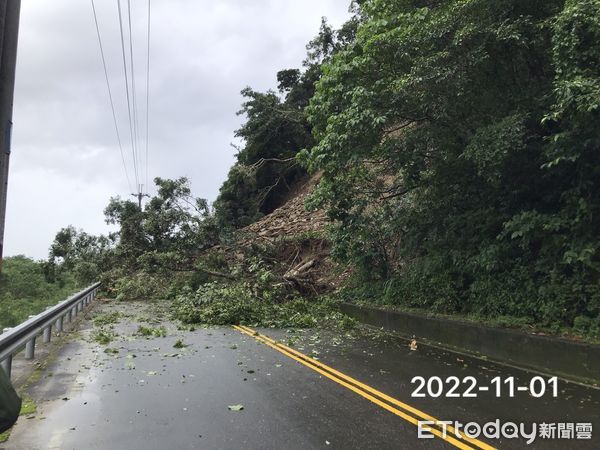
{"left": 4, "top": 0, "right": 350, "bottom": 260}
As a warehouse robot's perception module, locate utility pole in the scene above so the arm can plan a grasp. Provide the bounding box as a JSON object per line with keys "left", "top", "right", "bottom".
{"left": 0, "top": 0, "right": 21, "bottom": 272}
{"left": 131, "top": 184, "right": 149, "bottom": 209}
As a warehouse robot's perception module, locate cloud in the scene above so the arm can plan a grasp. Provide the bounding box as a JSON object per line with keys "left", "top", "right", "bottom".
{"left": 4, "top": 0, "right": 351, "bottom": 259}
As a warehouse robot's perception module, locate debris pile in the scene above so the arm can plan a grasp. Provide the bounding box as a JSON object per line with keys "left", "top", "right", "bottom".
{"left": 235, "top": 174, "right": 328, "bottom": 247}
{"left": 203, "top": 173, "right": 349, "bottom": 295}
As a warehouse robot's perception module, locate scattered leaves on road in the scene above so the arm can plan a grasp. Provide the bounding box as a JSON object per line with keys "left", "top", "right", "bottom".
{"left": 93, "top": 329, "right": 116, "bottom": 345}
{"left": 136, "top": 325, "right": 167, "bottom": 338}
{"left": 173, "top": 339, "right": 188, "bottom": 348}
{"left": 228, "top": 404, "right": 244, "bottom": 411}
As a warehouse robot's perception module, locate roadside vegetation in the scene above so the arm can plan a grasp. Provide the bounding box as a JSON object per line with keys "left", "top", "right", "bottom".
{"left": 301, "top": 0, "right": 600, "bottom": 339}
{"left": 0, "top": 256, "right": 79, "bottom": 329}
{"left": 3, "top": 0, "right": 599, "bottom": 341}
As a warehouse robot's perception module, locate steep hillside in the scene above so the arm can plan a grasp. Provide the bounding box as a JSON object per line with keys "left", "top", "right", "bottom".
{"left": 237, "top": 174, "right": 326, "bottom": 245}
{"left": 203, "top": 173, "right": 347, "bottom": 296}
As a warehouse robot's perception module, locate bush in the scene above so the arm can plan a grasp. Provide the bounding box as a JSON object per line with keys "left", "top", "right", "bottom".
{"left": 0, "top": 256, "right": 79, "bottom": 329}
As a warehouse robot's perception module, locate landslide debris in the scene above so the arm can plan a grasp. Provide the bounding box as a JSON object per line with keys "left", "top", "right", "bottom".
{"left": 199, "top": 173, "right": 348, "bottom": 296}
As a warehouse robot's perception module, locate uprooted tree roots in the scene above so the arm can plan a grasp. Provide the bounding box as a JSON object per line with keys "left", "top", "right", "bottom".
{"left": 195, "top": 235, "right": 345, "bottom": 299}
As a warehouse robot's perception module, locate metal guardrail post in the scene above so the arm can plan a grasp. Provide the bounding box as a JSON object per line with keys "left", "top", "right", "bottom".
{"left": 55, "top": 316, "right": 63, "bottom": 332}
{"left": 25, "top": 337, "right": 35, "bottom": 359}
{"left": 1, "top": 328, "right": 11, "bottom": 377}
{"left": 43, "top": 326, "right": 51, "bottom": 343}
{"left": 1, "top": 354, "right": 12, "bottom": 378}
{"left": 0, "top": 282, "right": 101, "bottom": 379}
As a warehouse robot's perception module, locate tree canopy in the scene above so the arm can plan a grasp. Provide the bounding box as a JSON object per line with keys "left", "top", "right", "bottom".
{"left": 36, "top": 0, "right": 600, "bottom": 339}
{"left": 300, "top": 0, "right": 600, "bottom": 332}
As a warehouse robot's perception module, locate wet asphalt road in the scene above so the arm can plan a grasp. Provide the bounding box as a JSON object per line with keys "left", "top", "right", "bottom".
{"left": 3, "top": 300, "right": 599, "bottom": 450}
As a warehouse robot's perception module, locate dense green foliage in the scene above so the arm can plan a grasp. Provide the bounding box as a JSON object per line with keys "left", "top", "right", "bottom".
{"left": 46, "top": 226, "right": 114, "bottom": 286}
{"left": 42, "top": 177, "right": 218, "bottom": 302}
{"left": 171, "top": 282, "right": 350, "bottom": 328}
{"left": 104, "top": 177, "right": 218, "bottom": 264}
{"left": 213, "top": 86, "right": 310, "bottom": 229}
{"left": 300, "top": 0, "right": 600, "bottom": 335}
{"left": 0, "top": 256, "right": 78, "bottom": 329}
{"left": 7, "top": 0, "right": 599, "bottom": 340}
{"left": 213, "top": 16, "right": 360, "bottom": 230}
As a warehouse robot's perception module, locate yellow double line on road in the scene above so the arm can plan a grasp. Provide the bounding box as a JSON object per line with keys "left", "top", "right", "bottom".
{"left": 233, "top": 324, "right": 496, "bottom": 450}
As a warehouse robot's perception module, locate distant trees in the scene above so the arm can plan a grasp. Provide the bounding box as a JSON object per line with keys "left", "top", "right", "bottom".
{"left": 0, "top": 256, "right": 78, "bottom": 328}
{"left": 46, "top": 177, "right": 217, "bottom": 293}
{"left": 46, "top": 226, "right": 114, "bottom": 285}
{"left": 104, "top": 177, "right": 216, "bottom": 265}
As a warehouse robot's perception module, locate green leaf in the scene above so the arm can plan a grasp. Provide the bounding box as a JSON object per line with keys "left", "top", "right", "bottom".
{"left": 227, "top": 404, "right": 244, "bottom": 411}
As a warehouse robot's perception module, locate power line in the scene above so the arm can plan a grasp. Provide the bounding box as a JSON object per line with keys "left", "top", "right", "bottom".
{"left": 90, "top": 0, "right": 151, "bottom": 201}
{"left": 127, "top": 0, "right": 142, "bottom": 194}
{"left": 90, "top": 0, "right": 132, "bottom": 193}
{"left": 117, "top": 0, "right": 140, "bottom": 191}
{"left": 145, "top": 0, "right": 151, "bottom": 195}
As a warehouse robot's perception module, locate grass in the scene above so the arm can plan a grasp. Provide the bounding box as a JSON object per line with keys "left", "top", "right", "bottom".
{"left": 0, "top": 393, "right": 38, "bottom": 443}
{"left": 0, "top": 322, "right": 84, "bottom": 444}
{"left": 19, "top": 394, "right": 37, "bottom": 415}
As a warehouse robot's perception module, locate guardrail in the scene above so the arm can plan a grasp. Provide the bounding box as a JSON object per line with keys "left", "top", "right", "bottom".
{"left": 0, "top": 282, "right": 101, "bottom": 379}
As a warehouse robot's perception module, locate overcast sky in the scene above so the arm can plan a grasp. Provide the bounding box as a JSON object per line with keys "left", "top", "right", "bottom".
{"left": 4, "top": 0, "right": 351, "bottom": 260}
